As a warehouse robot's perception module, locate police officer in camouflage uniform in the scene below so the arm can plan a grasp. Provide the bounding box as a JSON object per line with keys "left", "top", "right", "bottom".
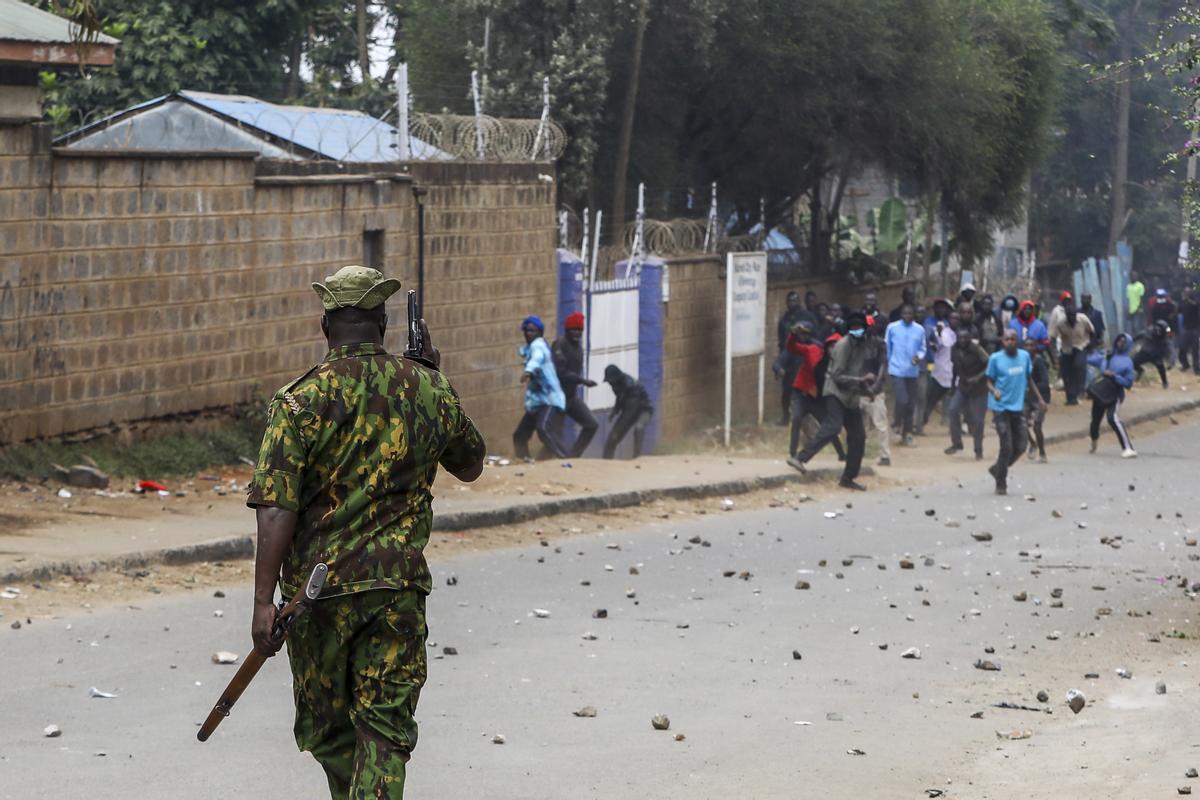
{"left": 247, "top": 265, "right": 486, "bottom": 799}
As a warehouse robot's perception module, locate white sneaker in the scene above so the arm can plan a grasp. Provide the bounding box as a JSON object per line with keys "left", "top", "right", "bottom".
{"left": 1121, "top": 448, "right": 1138, "bottom": 459}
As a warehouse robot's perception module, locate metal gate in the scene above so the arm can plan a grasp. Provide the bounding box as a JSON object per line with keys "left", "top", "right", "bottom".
{"left": 584, "top": 276, "right": 640, "bottom": 409}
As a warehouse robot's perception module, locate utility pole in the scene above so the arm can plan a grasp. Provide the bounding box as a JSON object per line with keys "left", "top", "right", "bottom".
{"left": 611, "top": 0, "right": 650, "bottom": 242}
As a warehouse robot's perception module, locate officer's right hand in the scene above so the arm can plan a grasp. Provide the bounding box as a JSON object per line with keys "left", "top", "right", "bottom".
{"left": 418, "top": 319, "right": 441, "bottom": 370}
{"left": 584, "top": 379, "right": 598, "bottom": 388}
{"left": 252, "top": 601, "right": 283, "bottom": 658}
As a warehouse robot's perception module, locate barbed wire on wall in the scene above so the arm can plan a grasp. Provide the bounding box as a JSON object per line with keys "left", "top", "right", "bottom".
{"left": 410, "top": 112, "right": 567, "bottom": 162}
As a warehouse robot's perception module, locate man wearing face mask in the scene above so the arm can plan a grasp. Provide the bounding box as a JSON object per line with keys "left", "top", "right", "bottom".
{"left": 788, "top": 312, "right": 873, "bottom": 491}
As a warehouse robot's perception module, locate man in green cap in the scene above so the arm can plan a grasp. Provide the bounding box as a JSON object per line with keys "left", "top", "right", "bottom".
{"left": 246, "top": 264, "right": 486, "bottom": 798}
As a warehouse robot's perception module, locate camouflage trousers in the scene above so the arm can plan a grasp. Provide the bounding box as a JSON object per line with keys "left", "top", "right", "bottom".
{"left": 286, "top": 589, "right": 428, "bottom": 799}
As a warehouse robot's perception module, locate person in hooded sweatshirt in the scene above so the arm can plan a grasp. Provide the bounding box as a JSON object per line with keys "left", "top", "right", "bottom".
{"left": 514, "top": 315, "right": 569, "bottom": 461}
{"left": 1009, "top": 300, "right": 1049, "bottom": 350}
{"left": 1087, "top": 332, "right": 1136, "bottom": 458}
{"left": 601, "top": 364, "right": 654, "bottom": 459}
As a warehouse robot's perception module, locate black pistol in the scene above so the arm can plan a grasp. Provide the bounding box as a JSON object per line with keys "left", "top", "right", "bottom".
{"left": 404, "top": 289, "right": 437, "bottom": 370}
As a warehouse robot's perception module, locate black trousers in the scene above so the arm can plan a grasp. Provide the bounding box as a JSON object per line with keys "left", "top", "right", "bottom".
{"left": 1133, "top": 350, "right": 1168, "bottom": 387}
{"left": 513, "top": 405, "right": 569, "bottom": 459}
{"left": 560, "top": 394, "right": 599, "bottom": 457}
{"left": 603, "top": 409, "right": 652, "bottom": 459}
{"left": 991, "top": 410, "right": 1026, "bottom": 486}
{"left": 922, "top": 381, "right": 952, "bottom": 427}
{"left": 789, "top": 392, "right": 845, "bottom": 460}
{"left": 947, "top": 390, "right": 986, "bottom": 456}
{"left": 1060, "top": 350, "right": 1087, "bottom": 403}
{"left": 1180, "top": 328, "right": 1200, "bottom": 373}
{"left": 1089, "top": 397, "right": 1132, "bottom": 450}
{"left": 892, "top": 377, "right": 918, "bottom": 436}
{"left": 795, "top": 396, "right": 865, "bottom": 482}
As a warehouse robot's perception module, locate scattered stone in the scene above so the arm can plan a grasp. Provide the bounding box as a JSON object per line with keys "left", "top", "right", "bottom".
{"left": 841, "top": 559, "right": 853, "bottom": 567}
{"left": 974, "top": 660, "right": 1000, "bottom": 672}
{"left": 736, "top": 571, "right": 752, "bottom": 581}
{"left": 972, "top": 532, "right": 993, "bottom": 542}
{"left": 88, "top": 687, "right": 118, "bottom": 699}
{"left": 629, "top": 566, "right": 640, "bottom": 575}
{"left": 996, "top": 730, "right": 1032, "bottom": 741}
{"left": 1036, "top": 691, "right": 1049, "bottom": 703}
{"left": 581, "top": 632, "right": 598, "bottom": 641}
{"left": 442, "top": 646, "right": 458, "bottom": 656}
{"left": 1187, "top": 768, "right": 1198, "bottom": 779}
{"left": 1051, "top": 588, "right": 1063, "bottom": 599}
{"left": 899, "top": 559, "right": 914, "bottom": 570}
{"left": 901, "top": 647, "right": 921, "bottom": 660}
{"left": 1066, "top": 689, "right": 1086, "bottom": 714}
{"left": 794, "top": 580, "right": 811, "bottom": 590}
{"left": 846, "top": 748, "right": 867, "bottom": 756}
{"left": 593, "top": 609, "right": 608, "bottom": 619}
{"left": 792, "top": 650, "right": 802, "bottom": 660}
{"left": 446, "top": 576, "right": 458, "bottom": 586}
{"left": 211, "top": 651, "right": 239, "bottom": 665}
{"left": 43, "top": 724, "right": 61, "bottom": 738}
{"left": 970, "top": 711, "right": 984, "bottom": 719}
{"left": 1084, "top": 672, "right": 1100, "bottom": 679}
{"left": 212, "top": 590, "right": 225, "bottom": 598}
{"left": 850, "top": 626, "right": 860, "bottom": 635}
{"left": 651, "top": 714, "right": 671, "bottom": 731}
{"left": 212, "top": 610, "right": 224, "bottom": 618}
{"left": 924, "top": 509, "right": 936, "bottom": 517}
{"left": 532, "top": 608, "right": 551, "bottom": 618}
{"left": 491, "top": 734, "right": 506, "bottom": 745}
{"left": 1179, "top": 788, "right": 1192, "bottom": 796}
{"left": 1157, "top": 681, "right": 1167, "bottom": 695}
{"left": 573, "top": 706, "right": 597, "bottom": 718}
{"left": 1013, "top": 592, "right": 1027, "bottom": 602}
{"left": 673, "top": 733, "right": 686, "bottom": 742}
{"left": 625, "top": 589, "right": 637, "bottom": 598}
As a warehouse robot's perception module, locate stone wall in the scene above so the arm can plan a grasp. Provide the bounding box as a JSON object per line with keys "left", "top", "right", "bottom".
{"left": 0, "top": 121, "right": 555, "bottom": 448}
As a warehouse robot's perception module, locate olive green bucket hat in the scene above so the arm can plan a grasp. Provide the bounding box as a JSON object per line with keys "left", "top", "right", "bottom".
{"left": 312, "top": 265, "right": 402, "bottom": 311}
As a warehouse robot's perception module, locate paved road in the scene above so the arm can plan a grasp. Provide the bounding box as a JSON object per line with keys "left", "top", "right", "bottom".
{"left": 2, "top": 424, "right": 1198, "bottom": 798}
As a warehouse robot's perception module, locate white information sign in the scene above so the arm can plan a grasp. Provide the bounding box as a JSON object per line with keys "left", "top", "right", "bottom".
{"left": 724, "top": 251, "right": 768, "bottom": 446}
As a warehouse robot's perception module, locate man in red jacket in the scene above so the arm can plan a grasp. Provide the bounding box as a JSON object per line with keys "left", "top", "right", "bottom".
{"left": 784, "top": 320, "right": 845, "bottom": 462}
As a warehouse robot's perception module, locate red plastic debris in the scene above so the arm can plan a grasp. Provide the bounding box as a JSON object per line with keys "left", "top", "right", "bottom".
{"left": 137, "top": 480, "right": 169, "bottom": 492}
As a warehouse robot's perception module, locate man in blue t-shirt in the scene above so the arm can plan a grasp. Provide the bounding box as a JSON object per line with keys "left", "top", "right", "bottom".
{"left": 985, "top": 328, "right": 1045, "bottom": 495}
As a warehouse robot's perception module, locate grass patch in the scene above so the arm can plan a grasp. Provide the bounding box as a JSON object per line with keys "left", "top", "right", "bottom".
{"left": 0, "top": 406, "right": 265, "bottom": 482}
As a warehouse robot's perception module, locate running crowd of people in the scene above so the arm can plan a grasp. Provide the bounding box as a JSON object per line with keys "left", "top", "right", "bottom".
{"left": 773, "top": 274, "right": 1199, "bottom": 495}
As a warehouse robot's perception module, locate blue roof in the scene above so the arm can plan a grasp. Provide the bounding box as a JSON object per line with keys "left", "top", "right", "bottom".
{"left": 56, "top": 90, "right": 447, "bottom": 162}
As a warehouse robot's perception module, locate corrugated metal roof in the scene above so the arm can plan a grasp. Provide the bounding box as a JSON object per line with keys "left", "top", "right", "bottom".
{"left": 55, "top": 91, "right": 449, "bottom": 162}
{"left": 182, "top": 91, "right": 445, "bottom": 162}
{"left": 0, "top": 0, "right": 118, "bottom": 45}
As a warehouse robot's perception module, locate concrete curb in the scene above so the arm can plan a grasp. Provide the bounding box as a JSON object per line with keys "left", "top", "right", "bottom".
{"left": 4, "top": 396, "right": 1196, "bottom": 582}
{"left": 1043, "top": 397, "right": 1200, "bottom": 446}
{"left": 0, "top": 535, "right": 254, "bottom": 584}
{"left": 431, "top": 465, "right": 861, "bottom": 532}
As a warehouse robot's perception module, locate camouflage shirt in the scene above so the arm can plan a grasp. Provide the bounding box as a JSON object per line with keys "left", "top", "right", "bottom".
{"left": 247, "top": 342, "right": 485, "bottom": 599}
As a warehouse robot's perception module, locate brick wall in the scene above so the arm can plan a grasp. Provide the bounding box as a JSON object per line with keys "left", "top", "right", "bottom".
{"left": 0, "top": 122, "right": 556, "bottom": 448}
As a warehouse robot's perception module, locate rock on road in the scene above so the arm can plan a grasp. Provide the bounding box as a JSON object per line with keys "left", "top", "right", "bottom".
{"left": 3, "top": 424, "right": 1199, "bottom": 799}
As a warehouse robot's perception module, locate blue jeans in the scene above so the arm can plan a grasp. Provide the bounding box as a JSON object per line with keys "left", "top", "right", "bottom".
{"left": 891, "top": 376, "right": 918, "bottom": 436}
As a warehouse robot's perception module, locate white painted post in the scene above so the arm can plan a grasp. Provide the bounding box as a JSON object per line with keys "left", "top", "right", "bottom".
{"left": 558, "top": 209, "right": 569, "bottom": 250}
{"left": 627, "top": 182, "right": 645, "bottom": 278}
{"left": 396, "top": 63, "right": 410, "bottom": 161}
{"left": 724, "top": 251, "right": 734, "bottom": 448}
{"left": 581, "top": 206, "right": 590, "bottom": 265}
{"left": 703, "top": 181, "right": 718, "bottom": 252}
{"left": 470, "top": 70, "right": 485, "bottom": 159}
{"left": 757, "top": 353, "right": 765, "bottom": 427}
{"left": 590, "top": 210, "right": 603, "bottom": 287}
{"left": 532, "top": 76, "right": 550, "bottom": 159}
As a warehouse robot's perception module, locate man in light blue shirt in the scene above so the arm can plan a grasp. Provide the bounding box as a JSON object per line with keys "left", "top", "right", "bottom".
{"left": 885, "top": 304, "right": 927, "bottom": 445}
{"left": 985, "top": 328, "right": 1045, "bottom": 495}
{"left": 513, "top": 315, "right": 568, "bottom": 461}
